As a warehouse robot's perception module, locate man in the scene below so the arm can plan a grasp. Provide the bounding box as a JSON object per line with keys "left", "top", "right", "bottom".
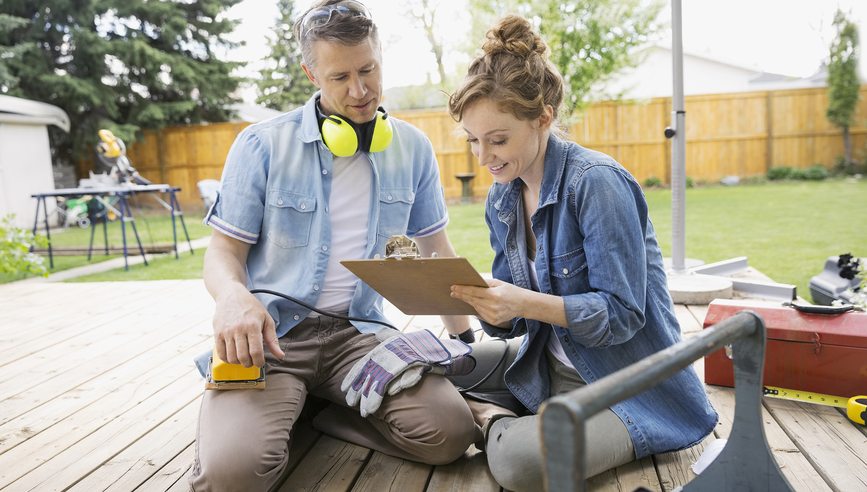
{"left": 190, "top": 1, "right": 480, "bottom": 490}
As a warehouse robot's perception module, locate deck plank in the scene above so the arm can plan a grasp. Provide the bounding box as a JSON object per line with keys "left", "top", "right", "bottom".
{"left": 0, "top": 372, "right": 202, "bottom": 491}
{"left": 0, "top": 283, "right": 207, "bottom": 390}
{"left": 0, "top": 327, "right": 208, "bottom": 455}
{"left": 350, "top": 452, "right": 432, "bottom": 492}
{"left": 426, "top": 446, "right": 500, "bottom": 492}
{"left": 0, "top": 281, "right": 186, "bottom": 361}
{"left": 673, "top": 304, "right": 702, "bottom": 334}
{"left": 764, "top": 397, "right": 867, "bottom": 492}
{"left": 586, "top": 456, "right": 661, "bottom": 492}
{"left": 651, "top": 435, "right": 712, "bottom": 492}
{"left": 277, "top": 435, "right": 372, "bottom": 492}
{"left": 705, "top": 385, "right": 832, "bottom": 492}
{"left": 136, "top": 443, "right": 196, "bottom": 492}
{"left": 67, "top": 398, "right": 201, "bottom": 492}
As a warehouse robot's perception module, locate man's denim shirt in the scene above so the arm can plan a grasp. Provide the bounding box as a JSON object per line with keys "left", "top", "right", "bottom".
{"left": 481, "top": 134, "right": 717, "bottom": 459}
{"left": 204, "top": 93, "right": 448, "bottom": 338}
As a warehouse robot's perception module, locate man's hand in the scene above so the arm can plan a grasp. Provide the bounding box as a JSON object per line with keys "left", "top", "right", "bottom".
{"left": 451, "top": 278, "right": 526, "bottom": 327}
{"left": 213, "top": 285, "right": 284, "bottom": 368}
{"left": 204, "top": 230, "right": 285, "bottom": 369}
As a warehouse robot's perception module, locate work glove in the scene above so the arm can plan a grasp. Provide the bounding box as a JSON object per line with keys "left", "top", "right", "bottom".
{"left": 341, "top": 328, "right": 476, "bottom": 417}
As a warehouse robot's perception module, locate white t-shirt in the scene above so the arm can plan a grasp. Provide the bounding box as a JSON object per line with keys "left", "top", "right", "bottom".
{"left": 313, "top": 152, "right": 371, "bottom": 314}
{"left": 526, "top": 256, "right": 576, "bottom": 369}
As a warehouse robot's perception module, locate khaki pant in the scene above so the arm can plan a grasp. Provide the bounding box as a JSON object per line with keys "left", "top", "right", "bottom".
{"left": 189, "top": 316, "right": 481, "bottom": 492}
{"left": 485, "top": 349, "right": 636, "bottom": 492}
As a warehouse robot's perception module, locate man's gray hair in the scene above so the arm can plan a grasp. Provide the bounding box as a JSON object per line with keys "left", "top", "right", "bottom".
{"left": 294, "top": 0, "right": 380, "bottom": 72}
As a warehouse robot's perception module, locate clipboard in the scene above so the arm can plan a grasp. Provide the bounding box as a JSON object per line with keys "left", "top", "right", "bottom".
{"left": 341, "top": 257, "right": 488, "bottom": 315}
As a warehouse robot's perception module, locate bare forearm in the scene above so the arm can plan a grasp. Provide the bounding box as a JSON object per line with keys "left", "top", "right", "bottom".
{"left": 203, "top": 245, "right": 249, "bottom": 303}
{"left": 516, "top": 289, "right": 568, "bottom": 327}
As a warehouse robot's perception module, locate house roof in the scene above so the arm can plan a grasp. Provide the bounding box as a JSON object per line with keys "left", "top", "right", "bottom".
{"left": 0, "top": 95, "right": 70, "bottom": 132}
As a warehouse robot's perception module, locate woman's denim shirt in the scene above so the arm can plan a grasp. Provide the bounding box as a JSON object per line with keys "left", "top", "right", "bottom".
{"left": 204, "top": 93, "right": 448, "bottom": 338}
{"left": 480, "top": 134, "right": 717, "bottom": 459}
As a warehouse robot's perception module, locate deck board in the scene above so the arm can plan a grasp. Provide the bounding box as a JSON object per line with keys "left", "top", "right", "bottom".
{"left": 0, "top": 279, "right": 863, "bottom": 492}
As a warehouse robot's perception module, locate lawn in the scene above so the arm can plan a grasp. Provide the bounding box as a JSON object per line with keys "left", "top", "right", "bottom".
{"left": 448, "top": 178, "right": 867, "bottom": 304}
{"left": 10, "top": 179, "right": 865, "bottom": 305}
{"left": 0, "top": 207, "right": 212, "bottom": 283}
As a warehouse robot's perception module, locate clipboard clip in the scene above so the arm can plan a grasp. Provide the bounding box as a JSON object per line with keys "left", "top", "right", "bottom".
{"left": 384, "top": 235, "right": 421, "bottom": 259}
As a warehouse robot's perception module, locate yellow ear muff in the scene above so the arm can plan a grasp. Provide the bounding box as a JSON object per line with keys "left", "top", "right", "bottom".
{"left": 321, "top": 116, "right": 358, "bottom": 157}
{"left": 369, "top": 111, "right": 393, "bottom": 153}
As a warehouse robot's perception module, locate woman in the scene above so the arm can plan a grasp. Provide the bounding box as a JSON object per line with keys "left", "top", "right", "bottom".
{"left": 448, "top": 15, "right": 717, "bottom": 491}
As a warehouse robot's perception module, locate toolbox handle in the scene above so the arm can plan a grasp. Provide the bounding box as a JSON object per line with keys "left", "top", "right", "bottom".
{"left": 782, "top": 301, "right": 858, "bottom": 315}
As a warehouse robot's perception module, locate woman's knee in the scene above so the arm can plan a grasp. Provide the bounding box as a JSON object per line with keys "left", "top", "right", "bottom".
{"left": 485, "top": 416, "right": 544, "bottom": 492}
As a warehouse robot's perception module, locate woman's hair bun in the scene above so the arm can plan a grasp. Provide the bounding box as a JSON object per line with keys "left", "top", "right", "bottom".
{"left": 481, "top": 14, "right": 547, "bottom": 59}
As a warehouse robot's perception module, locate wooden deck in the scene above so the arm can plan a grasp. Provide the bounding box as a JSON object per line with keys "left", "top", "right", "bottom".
{"left": 1, "top": 278, "right": 865, "bottom": 492}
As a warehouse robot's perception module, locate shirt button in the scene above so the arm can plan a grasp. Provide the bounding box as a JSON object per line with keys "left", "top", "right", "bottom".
{"left": 387, "top": 195, "right": 393, "bottom": 201}
{"left": 294, "top": 315, "right": 300, "bottom": 320}
{"left": 322, "top": 169, "right": 328, "bottom": 175}
{"left": 313, "top": 285, "right": 320, "bottom": 291}
{"left": 300, "top": 204, "right": 306, "bottom": 210}
{"left": 538, "top": 246, "right": 542, "bottom": 251}
{"left": 510, "top": 243, "right": 516, "bottom": 250}
{"left": 562, "top": 268, "right": 569, "bottom": 274}
{"left": 322, "top": 245, "right": 327, "bottom": 251}
{"left": 325, "top": 206, "right": 329, "bottom": 213}
{"left": 277, "top": 198, "right": 283, "bottom": 205}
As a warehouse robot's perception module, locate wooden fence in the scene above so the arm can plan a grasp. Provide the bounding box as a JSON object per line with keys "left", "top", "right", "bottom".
{"left": 115, "top": 85, "right": 866, "bottom": 205}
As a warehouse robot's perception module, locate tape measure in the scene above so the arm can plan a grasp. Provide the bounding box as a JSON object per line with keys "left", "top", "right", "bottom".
{"left": 763, "top": 386, "right": 867, "bottom": 425}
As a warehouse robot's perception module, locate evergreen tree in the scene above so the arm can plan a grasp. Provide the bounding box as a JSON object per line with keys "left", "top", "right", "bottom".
{"left": 256, "top": 0, "right": 316, "bottom": 111}
{"left": 466, "top": 0, "right": 665, "bottom": 114}
{"left": 825, "top": 8, "right": 861, "bottom": 166}
{"left": 0, "top": 0, "right": 244, "bottom": 168}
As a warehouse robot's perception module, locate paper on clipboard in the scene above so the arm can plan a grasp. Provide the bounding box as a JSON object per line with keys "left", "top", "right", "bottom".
{"left": 340, "top": 257, "right": 488, "bottom": 315}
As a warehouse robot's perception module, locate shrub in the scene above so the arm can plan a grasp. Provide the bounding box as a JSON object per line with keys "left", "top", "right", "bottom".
{"left": 1, "top": 215, "right": 49, "bottom": 277}
{"left": 803, "top": 164, "right": 830, "bottom": 181}
{"left": 643, "top": 175, "right": 663, "bottom": 187}
{"left": 767, "top": 166, "right": 793, "bottom": 180}
{"left": 685, "top": 176, "right": 695, "bottom": 188}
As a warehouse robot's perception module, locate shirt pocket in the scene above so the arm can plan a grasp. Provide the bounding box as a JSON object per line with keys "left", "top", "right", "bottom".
{"left": 266, "top": 190, "right": 316, "bottom": 249}
{"left": 549, "top": 248, "right": 590, "bottom": 291}
{"left": 377, "top": 188, "right": 414, "bottom": 239}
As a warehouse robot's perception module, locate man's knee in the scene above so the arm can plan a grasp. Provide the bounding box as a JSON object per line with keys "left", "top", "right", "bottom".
{"left": 191, "top": 439, "right": 287, "bottom": 492}
{"left": 383, "top": 376, "right": 479, "bottom": 465}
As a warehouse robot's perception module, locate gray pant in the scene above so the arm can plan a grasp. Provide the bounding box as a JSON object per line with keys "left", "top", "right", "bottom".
{"left": 451, "top": 338, "right": 636, "bottom": 492}
{"left": 190, "top": 317, "right": 480, "bottom": 492}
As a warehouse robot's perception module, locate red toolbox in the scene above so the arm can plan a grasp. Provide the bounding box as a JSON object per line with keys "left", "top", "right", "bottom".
{"left": 704, "top": 299, "right": 867, "bottom": 398}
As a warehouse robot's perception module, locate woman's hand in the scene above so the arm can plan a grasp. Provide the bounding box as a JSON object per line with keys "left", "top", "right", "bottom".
{"left": 451, "top": 278, "right": 528, "bottom": 327}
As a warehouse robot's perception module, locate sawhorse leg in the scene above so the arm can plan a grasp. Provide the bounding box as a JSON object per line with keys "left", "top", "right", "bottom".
{"left": 31, "top": 196, "right": 54, "bottom": 269}
{"left": 169, "top": 191, "right": 193, "bottom": 258}
{"left": 118, "top": 195, "right": 148, "bottom": 271}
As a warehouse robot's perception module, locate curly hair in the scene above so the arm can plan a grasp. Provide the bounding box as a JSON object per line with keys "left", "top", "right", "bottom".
{"left": 448, "top": 15, "right": 566, "bottom": 137}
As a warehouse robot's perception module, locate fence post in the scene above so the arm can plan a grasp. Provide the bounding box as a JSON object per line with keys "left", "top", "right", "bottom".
{"left": 157, "top": 129, "right": 168, "bottom": 185}
{"left": 766, "top": 91, "right": 773, "bottom": 173}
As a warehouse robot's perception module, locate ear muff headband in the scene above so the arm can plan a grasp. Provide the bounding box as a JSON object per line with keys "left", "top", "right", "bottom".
{"left": 319, "top": 108, "right": 393, "bottom": 157}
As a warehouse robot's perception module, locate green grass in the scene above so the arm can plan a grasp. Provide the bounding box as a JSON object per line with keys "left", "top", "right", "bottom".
{"left": 446, "top": 179, "right": 867, "bottom": 303}
{"left": 0, "top": 207, "right": 212, "bottom": 284}
{"left": 644, "top": 179, "right": 867, "bottom": 303}
{"left": 66, "top": 249, "right": 206, "bottom": 282}
{"left": 23, "top": 180, "right": 866, "bottom": 306}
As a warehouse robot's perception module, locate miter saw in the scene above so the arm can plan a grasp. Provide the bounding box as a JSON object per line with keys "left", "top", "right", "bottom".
{"left": 94, "top": 129, "right": 152, "bottom": 186}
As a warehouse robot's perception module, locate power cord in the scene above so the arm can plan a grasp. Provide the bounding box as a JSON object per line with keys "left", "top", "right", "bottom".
{"left": 249, "top": 288, "right": 510, "bottom": 394}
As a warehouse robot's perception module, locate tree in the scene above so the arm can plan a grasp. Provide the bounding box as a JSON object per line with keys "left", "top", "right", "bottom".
{"left": 465, "top": 0, "right": 665, "bottom": 114}
{"left": 0, "top": 0, "right": 244, "bottom": 169}
{"left": 256, "top": 0, "right": 316, "bottom": 111}
{"left": 825, "top": 8, "right": 861, "bottom": 166}
{"left": 401, "top": 0, "right": 446, "bottom": 86}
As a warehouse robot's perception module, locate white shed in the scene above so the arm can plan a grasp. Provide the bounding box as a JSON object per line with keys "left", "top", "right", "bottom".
{"left": 0, "top": 95, "right": 70, "bottom": 229}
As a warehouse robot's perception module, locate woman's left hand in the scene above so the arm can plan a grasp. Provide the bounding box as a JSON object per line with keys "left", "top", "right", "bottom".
{"left": 451, "top": 278, "right": 528, "bottom": 327}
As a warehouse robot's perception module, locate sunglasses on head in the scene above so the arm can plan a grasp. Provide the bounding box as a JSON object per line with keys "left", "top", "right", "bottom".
{"left": 300, "top": 1, "right": 372, "bottom": 39}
